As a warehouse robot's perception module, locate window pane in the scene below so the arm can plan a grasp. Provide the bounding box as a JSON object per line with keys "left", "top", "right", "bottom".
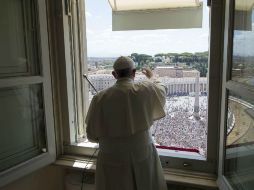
{"left": 231, "top": 1, "right": 254, "bottom": 85}
{"left": 0, "top": 84, "right": 46, "bottom": 172}
{"left": 225, "top": 91, "right": 254, "bottom": 189}
{"left": 0, "top": 0, "right": 40, "bottom": 78}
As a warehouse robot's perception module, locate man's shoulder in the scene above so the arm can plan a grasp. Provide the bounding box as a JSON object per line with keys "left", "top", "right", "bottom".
{"left": 135, "top": 80, "right": 153, "bottom": 87}
{"left": 135, "top": 80, "right": 160, "bottom": 90}
{"left": 136, "top": 79, "right": 166, "bottom": 94}
{"left": 95, "top": 85, "right": 116, "bottom": 98}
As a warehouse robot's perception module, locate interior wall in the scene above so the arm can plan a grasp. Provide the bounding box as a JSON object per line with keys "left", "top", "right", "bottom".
{"left": 1, "top": 165, "right": 65, "bottom": 190}
{"left": 1, "top": 165, "right": 217, "bottom": 190}
{"left": 168, "top": 184, "right": 215, "bottom": 190}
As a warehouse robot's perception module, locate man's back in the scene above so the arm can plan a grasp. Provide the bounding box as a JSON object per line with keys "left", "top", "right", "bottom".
{"left": 86, "top": 78, "right": 166, "bottom": 141}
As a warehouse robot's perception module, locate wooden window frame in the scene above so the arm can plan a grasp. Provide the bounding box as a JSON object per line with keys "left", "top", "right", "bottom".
{"left": 0, "top": 0, "right": 56, "bottom": 187}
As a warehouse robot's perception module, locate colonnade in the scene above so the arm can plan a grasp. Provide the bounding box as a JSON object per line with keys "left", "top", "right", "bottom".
{"left": 161, "top": 78, "right": 207, "bottom": 95}
{"left": 89, "top": 75, "right": 208, "bottom": 96}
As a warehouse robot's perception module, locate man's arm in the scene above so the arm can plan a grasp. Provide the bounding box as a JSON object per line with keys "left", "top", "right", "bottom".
{"left": 142, "top": 67, "right": 166, "bottom": 102}
{"left": 142, "top": 68, "right": 166, "bottom": 120}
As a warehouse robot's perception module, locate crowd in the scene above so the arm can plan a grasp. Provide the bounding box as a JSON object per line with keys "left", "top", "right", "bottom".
{"left": 151, "top": 96, "right": 208, "bottom": 156}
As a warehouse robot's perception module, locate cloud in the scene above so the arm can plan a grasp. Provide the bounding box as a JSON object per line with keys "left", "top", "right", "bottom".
{"left": 86, "top": 28, "right": 94, "bottom": 35}
{"left": 199, "top": 33, "right": 209, "bottom": 38}
{"left": 85, "top": 11, "right": 92, "bottom": 17}
{"left": 87, "top": 28, "right": 209, "bottom": 57}
{"left": 87, "top": 10, "right": 209, "bottom": 57}
{"left": 85, "top": 1, "right": 210, "bottom": 57}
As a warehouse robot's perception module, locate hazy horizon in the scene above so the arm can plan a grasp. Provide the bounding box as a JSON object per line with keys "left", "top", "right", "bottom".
{"left": 87, "top": 51, "right": 209, "bottom": 58}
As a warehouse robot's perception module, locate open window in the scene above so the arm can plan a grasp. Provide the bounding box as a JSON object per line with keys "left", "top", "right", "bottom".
{"left": 59, "top": 0, "right": 225, "bottom": 174}
{"left": 218, "top": 0, "right": 254, "bottom": 189}
{"left": 0, "top": 0, "right": 55, "bottom": 187}
{"left": 0, "top": 0, "right": 228, "bottom": 187}
{"left": 82, "top": 0, "right": 208, "bottom": 158}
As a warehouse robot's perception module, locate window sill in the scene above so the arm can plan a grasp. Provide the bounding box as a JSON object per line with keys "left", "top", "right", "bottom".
{"left": 164, "top": 168, "right": 218, "bottom": 189}
{"left": 158, "top": 148, "right": 206, "bottom": 160}
{"left": 55, "top": 155, "right": 218, "bottom": 189}
{"left": 73, "top": 141, "right": 206, "bottom": 161}
{"left": 55, "top": 155, "right": 96, "bottom": 171}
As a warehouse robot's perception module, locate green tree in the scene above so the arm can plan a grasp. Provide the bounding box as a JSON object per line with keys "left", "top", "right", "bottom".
{"left": 130, "top": 53, "right": 153, "bottom": 69}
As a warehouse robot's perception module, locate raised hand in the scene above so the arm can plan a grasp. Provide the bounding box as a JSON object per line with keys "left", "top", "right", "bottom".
{"left": 141, "top": 67, "right": 153, "bottom": 79}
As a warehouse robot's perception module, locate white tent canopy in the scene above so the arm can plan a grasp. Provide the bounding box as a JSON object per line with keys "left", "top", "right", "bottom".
{"left": 108, "top": 0, "right": 201, "bottom": 11}
{"left": 109, "top": 0, "right": 203, "bottom": 31}
{"left": 235, "top": 0, "right": 254, "bottom": 11}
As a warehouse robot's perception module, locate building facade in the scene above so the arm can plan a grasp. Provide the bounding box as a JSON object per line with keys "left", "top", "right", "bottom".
{"left": 88, "top": 74, "right": 208, "bottom": 96}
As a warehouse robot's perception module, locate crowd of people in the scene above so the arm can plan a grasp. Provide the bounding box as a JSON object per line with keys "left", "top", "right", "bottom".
{"left": 151, "top": 96, "right": 208, "bottom": 156}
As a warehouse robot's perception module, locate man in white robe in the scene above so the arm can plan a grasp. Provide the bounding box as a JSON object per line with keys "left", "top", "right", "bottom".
{"left": 86, "top": 56, "right": 167, "bottom": 190}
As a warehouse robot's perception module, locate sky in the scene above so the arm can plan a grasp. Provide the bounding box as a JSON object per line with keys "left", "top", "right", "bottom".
{"left": 85, "top": 0, "right": 210, "bottom": 57}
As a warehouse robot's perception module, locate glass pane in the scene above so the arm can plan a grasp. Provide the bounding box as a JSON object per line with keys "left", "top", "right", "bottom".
{"left": 231, "top": 0, "right": 254, "bottom": 85}
{"left": 0, "top": 0, "right": 40, "bottom": 78}
{"left": 0, "top": 84, "right": 46, "bottom": 172}
{"left": 225, "top": 91, "right": 254, "bottom": 189}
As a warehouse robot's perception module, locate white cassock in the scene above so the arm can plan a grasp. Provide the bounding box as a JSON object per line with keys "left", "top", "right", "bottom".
{"left": 86, "top": 77, "right": 167, "bottom": 190}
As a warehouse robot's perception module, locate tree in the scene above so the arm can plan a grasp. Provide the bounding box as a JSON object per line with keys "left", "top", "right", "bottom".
{"left": 130, "top": 53, "right": 153, "bottom": 69}
{"left": 193, "top": 62, "right": 208, "bottom": 77}
{"left": 154, "top": 57, "right": 162, "bottom": 63}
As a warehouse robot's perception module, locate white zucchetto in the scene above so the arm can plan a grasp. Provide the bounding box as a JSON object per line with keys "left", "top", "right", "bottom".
{"left": 113, "top": 56, "right": 135, "bottom": 70}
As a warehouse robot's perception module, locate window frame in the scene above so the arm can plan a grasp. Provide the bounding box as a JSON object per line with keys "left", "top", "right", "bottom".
{"left": 217, "top": 0, "right": 235, "bottom": 188}
{"left": 0, "top": 0, "right": 56, "bottom": 187}
{"left": 55, "top": 0, "right": 88, "bottom": 146}
{"left": 59, "top": 0, "right": 225, "bottom": 174}
{"left": 218, "top": 0, "right": 254, "bottom": 189}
